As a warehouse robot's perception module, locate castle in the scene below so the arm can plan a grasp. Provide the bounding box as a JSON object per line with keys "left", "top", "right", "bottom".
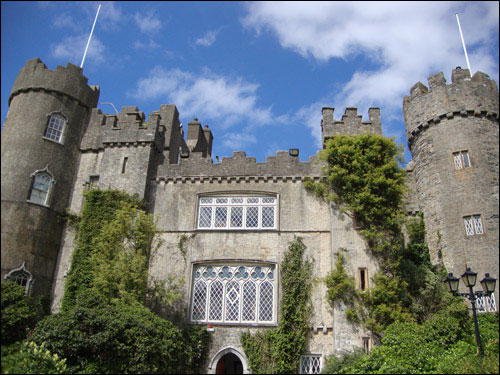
{"left": 1, "top": 58, "right": 498, "bottom": 374}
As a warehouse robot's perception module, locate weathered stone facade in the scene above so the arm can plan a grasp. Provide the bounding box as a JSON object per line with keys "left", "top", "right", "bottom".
{"left": 1, "top": 59, "right": 498, "bottom": 373}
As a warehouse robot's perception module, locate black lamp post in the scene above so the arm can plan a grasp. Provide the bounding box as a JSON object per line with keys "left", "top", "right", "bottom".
{"left": 444, "top": 268, "right": 497, "bottom": 356}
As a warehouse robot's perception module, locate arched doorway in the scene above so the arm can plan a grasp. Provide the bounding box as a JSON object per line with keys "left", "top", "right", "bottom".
{"left": 215, "top": 352, "right": 244, "bottom": 374}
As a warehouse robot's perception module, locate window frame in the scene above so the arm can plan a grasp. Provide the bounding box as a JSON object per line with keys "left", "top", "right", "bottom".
{"left": 27, "top": 166, "right": 55, "bottom": 207}
{"left": 4, "top": 262, "right": 34, "bottom": 295}
{"left": 196, "top": 193, "right": 279, "bottom": 231}
{"left": 463, "top": 214, "right": 485, "bottom": 236}
{"left": 452, "top": 150, "right": 471, "bottom": 170}
{"left": 43, "top": 112, "right": 68, "bottom": 144}
{"left": 189, "top": 262, "right": 278, "bottom": 326}
{"left": 299, "top": 354, "right": 322, "bottom": 374}
{"left": 357, "top": 268, "right": 368, "bottom": 291}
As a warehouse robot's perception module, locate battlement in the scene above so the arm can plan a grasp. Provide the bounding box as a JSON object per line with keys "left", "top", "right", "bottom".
{"left": 9, "top": 58, "right": 99, "bottom": 109}
{"left": 403, "top": 68, "right": 499, "bottom": 145}
{"left": 81, "top": 105, "right": 165, "bottom": 152}
{"left": 156, "top": 149, "right": 323, "bottom": 182}
{"left": 321, "top": 107, "right": 382, "bottom": 147}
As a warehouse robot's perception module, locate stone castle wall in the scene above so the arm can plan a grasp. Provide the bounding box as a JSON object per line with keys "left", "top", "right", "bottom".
{"left": 403, "top": 68, "right": 499, "bottom": 302}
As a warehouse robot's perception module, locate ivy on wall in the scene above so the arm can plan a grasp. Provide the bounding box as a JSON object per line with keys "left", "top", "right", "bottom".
{"left": 241, "top": 237, "right": 312, "bottom": 374}
{"left": 306, "top": 134, "right": 447, "bottom": 335}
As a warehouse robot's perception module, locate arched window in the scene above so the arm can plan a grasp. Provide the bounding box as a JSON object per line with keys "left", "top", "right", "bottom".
{"left": 4, "top": 262, "right": 34, "bottom": 294}
{"left": 44, "top": 113, "right": 67, "bottom": 143}
{"left": 27, "top": 167, "right": 54, "bottom": 206}
{"left": 191, "top": 263, "right": 276, "bottom": 325}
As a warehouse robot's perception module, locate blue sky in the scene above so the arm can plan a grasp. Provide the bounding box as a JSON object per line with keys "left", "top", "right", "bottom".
{"left": 2, "top": 1, "right": 498, "bottom": 163}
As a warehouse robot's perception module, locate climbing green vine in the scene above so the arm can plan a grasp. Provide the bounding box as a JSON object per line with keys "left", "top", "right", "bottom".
{"left": 241, "top": 237, "right": 312, "bottom": 374}
{"left": 306, "top": 134, "right": 446, "bottom": 335}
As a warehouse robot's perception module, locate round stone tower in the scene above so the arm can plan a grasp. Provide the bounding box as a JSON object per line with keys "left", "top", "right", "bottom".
{"left": 403, "top": 67, "right": 499, "bottom": 302}
{"left": 1, "top": 58, "right": 99, "bottom": 297}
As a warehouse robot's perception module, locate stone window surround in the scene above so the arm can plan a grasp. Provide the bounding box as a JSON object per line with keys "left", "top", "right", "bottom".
{"left": 42, "top": 110, "right": 68, "bottom": 145}
{"left": 357, "top": 267, "right": 369, "bottom": 291}
{"left": 463, "top": 214, "right": 485, "bottom": 236}
{"left": 452, "top": 150, "right": 471, "bottom": 170}
{"left": 189, "top": 260, "right": 278, "bottom": 326}
{"left": 26, "top": 166, "right": 55, "bottom": 208}
{"left": 4, "top": 261, "right": 34, "bottom": 294}
{"left": 195, "top": 191, "right": 279, "bottom": 231}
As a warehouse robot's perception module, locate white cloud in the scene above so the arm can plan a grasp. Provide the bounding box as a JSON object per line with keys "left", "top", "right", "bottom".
{"left": 129, "top": 66, "right": 275, "bottom": 129}
{"left": 129, "top": 66, "right": 280, "bottom": 151}
{"left": 242, "top": 1, "right": 499, "bottom": 139}
{"left": 52, "top": 13, "right": 80, "bottom": 31}
{"left": 134, "top": 10, "right": 162, "bottom": 34}
{"left": 51, "top": 34, "right": 106, "bottom": 65}
{"left": 195, "top": 30, "right": 219, "bottom": 47}
{"left": 133, "top": 39, "right": 161, "bottom": 50}
{"left": 221, "top": 132, "right": 257, "bottom": 150}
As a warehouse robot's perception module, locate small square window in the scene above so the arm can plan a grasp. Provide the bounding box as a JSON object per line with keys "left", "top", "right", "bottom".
{"left": 453, "top": 151, "right": 471, "bottom": 170}
{"left": 463, "top": 215, "right": 484, "bottom": 236}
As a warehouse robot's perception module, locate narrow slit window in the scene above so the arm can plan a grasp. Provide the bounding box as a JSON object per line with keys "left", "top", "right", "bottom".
{"left": 362, "top": 337, "right": 371, "bottom": 353}
{"left": 122, "top": 157, "right": 128, "bottom": 174}
{"left": 358, "top": 268, "right": 368, "bottom": 291}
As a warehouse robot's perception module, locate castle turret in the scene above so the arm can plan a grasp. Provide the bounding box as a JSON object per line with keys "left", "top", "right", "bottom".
{"left": 403, "top": 68, "right": 499, "bottom": 304}
{"left": 1, "top": 58, "right": 99, "bottom": 297}
{"left": 321, "top": 107, "right": 382, "bottom": 147}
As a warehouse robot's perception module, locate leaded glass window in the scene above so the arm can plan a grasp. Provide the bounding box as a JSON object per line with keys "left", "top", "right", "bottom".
{"left": 453, "top": 150, "right": 471, "bottom": 170}
{"left": 300, "top": 355, "right": 321, "bottom": 374}
{"left": 197, "top": 196, "right": 277, "bottom": 230}
{"left": 464, "top": 215, "right": 484, "bottom": 236}
{"left": 475, "top": 294, "right": 497, "bottom": 313}
{"left": 44, "top": 113, "right": 66, "bottom": 143}
{"left": 191, "top": 264, "right": 276, "bottom": 324}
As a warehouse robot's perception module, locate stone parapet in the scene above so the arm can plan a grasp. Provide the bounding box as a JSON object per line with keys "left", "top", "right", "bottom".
{"left": 9, "top": 58, "right": 99, "bottom": 109}
{"left": 403, "top": 68, "right": 499, "bottom": 144}
{"left": 157, "top": 150, "right": 323, "bottom": 179}
{"left": 321, "top": 107, "right": 382, "bottom": 147}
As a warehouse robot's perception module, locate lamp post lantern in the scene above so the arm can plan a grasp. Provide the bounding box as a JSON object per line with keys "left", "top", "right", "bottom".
{"left": 444, "top": 268, "right": 496, "bottom": 356}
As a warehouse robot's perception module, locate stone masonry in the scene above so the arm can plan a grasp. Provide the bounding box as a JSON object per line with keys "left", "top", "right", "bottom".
{"left": 1, "top": 59, "right": 498, "bottom": 373}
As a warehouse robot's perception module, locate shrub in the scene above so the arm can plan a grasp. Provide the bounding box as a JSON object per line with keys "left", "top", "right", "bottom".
{"left": 30, "top": 301, "right": 208, "bottom": 374}
{"left": 2, "top": 341, "right": 67, "bottom": 374}
{"left": 1, "top": 281, "right": 39, "bottom": 345}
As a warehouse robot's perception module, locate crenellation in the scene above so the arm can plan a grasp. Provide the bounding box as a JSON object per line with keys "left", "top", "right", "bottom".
{"left": 427, "top": 71, "right": 446, "bottom": 89}
{"left": 451, "top": 67, "right": 471, "bottom": 84}
{"left": 321, "top": 107, "right": 382, "bottom": 146}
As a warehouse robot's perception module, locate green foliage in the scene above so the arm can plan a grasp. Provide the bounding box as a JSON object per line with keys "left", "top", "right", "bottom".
{"left": 2, "top": 341, "right": 67, "bottom": 374}
{"left": 325, "top": 253, "right": 357, "bottom": 306}
{"left": 322, "top": 304, "right": 498, "bottom": 374}
{"left": 241, "top": 237, "right": 312, "bottom": 374}
{"left": 321, "top": 348, "right": 366, "bottom": 374}
{"left": 306, "top": 134, "right": 406, "bottom": 241}
{"left": 61, "top": 189, "right": 145, "bottom": 310}
{"left": 30, "top": 299, "right": 209, "bottom": 374}
{"left": 1, "top": 282, "right": 39, "bottom": 345}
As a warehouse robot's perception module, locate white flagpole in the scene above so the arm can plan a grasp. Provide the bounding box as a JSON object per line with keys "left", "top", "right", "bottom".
{"left": 80, "top": 3, "right": 102, "bottom": 68}
{"left": 455, "top": 13, "right": 471, "bottom": 72}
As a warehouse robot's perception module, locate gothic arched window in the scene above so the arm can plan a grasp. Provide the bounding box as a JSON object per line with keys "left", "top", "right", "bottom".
{"left": 27, "top": 167, "right": 55, "bottom": 206}
{"left": 191, "top": 263, "right": 276, "bottom": 325}
{"left": 4, "top": 262, "right": 34, "bottom": 294}
{"left": 44, "top": 113, "right": 67, "bottom": 143}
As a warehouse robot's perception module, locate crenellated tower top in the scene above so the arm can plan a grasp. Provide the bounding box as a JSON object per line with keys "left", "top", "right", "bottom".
{"left": 403, "top": 67, "right": 499, "bottom": 149}
{"left": 321, "top": 107, "right": 382, "bottom": 147}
